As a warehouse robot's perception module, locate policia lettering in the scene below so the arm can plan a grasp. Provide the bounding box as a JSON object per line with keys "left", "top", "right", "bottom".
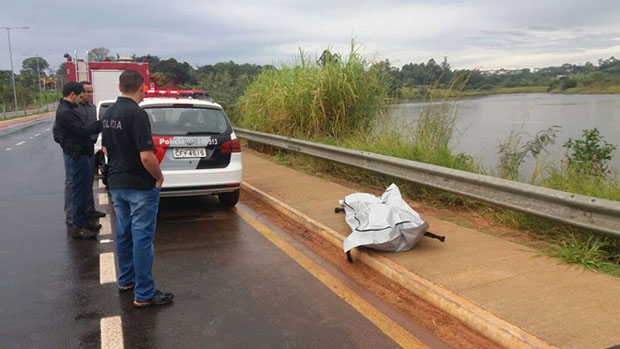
{"left": 158, "top": 137, "right": 218, "bottom": 146}
{"left": 102, "top": 119, "right": 123, "bottom": 130}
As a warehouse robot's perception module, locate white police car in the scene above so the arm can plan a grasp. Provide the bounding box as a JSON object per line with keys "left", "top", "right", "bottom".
{"left": 95, "top": 90, "right": 242, "bottom": 206}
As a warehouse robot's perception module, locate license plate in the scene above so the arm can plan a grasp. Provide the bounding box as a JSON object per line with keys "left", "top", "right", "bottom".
{"left": 173, "top": 147, "right": 207, "bottom": 158}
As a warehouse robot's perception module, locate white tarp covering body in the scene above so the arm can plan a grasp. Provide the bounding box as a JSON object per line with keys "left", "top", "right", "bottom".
{"left": 341, "top": 184, "right": 429, "bottom": 253}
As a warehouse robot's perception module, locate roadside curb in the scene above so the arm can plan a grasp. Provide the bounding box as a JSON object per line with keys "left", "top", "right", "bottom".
{"left": 0, "top": 112, "right": 54, "bottom": 131}
{"left": 241, "top": 181, "right": 555, "bottom": 349}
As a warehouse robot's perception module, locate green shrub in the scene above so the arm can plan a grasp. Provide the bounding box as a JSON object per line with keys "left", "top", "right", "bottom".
{"left": 564, "top": 128, "right": 617, "bottom": 176}
{"left": 237, "top": 44, "right": 388, "bottom": 139}
{"left": 559, "top": 78, "right": 578, "bottom": 90}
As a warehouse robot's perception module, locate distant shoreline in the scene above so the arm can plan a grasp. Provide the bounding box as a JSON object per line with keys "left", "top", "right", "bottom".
{"left": 397, "top": 85, "right": 620, "bottom": 102}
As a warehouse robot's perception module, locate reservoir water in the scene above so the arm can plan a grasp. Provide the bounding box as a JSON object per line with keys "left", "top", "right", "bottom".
{"left": 392, "top": 93, "right": 620, "bottom": 178}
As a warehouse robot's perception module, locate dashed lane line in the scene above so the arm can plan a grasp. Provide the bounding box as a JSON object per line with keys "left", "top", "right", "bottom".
{"left": 100, "top": 316, "right": 124, "bottom": 349}
{"left": 5, "top": 147, "right": 11, "bottom": 151}
{"left": 98, "top": 193, "right": 109, "bottom": 206}
{"left": 99, "top": 218, "right": 112, "bottom": 237}
{"left": 93, "top": 178, "right": 124, "bottom": 349}
{"left": 34, "top": 133, "right": 41, "bottom": 137}
{"left": 99, "top": 252, "right": 116, "bottom": 284}
{"left": 15, "top": 141, "right": 25, "bottom": 146}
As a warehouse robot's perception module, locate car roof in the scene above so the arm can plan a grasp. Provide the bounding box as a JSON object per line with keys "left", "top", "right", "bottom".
{"left": 96, "top": 98, "right": 223, "bottom": 110}
{"left": 141, "top": 98, "right": 223, "bottom": 109}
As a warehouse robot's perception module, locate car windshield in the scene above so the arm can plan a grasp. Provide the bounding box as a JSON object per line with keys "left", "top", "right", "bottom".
{"left": 144, "top": 107, "right": 229, "bottom": 136}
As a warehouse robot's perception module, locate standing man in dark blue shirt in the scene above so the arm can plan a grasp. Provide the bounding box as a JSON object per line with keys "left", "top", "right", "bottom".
{"left": 102, "top": 70, "right": 173, "bottom": 308}
{"left": 54, "top": 82, "right": 102, "bottom": 239}
{"left": 75, "top": 81, "right": 107, "bottom": 221}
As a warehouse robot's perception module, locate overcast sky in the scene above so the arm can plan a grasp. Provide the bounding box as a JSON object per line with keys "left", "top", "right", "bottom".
{"left": 1, "top": 0, "right": 619, "bottom": 72}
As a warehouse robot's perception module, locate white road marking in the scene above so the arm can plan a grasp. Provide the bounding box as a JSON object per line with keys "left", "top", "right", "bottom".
{"left": 15, "top": 141, "right": 25, "bottom": 146}
{"left": 5, "top": 148, "right": 11, "bottom": 151}
{"left": 100, "top": 316, "right": 124, "bottom": 349}
{"left": 99, "top": 215, "right": 112, "bottom": 238}
{"left": 98, "top": 193, "right": 108, "bottom": 206}
{"left": 45, "top": 128, "right": 50, "bottom": 131}
{"left": 98, "top": 178, "right": 105, "bottom": 189}
{"left": 99, "top": 252, "right": 116, "bottom": 284}
{"left": 99, "top": 239, "right": 114, "bottom": 244}
{"left": 34, "top": 133, "right": 41, "bottom": 137}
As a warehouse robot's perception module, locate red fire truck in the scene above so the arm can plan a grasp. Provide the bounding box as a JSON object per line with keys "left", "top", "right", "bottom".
{"left": 64, "top": 54, "right": 153, "bottom": 106}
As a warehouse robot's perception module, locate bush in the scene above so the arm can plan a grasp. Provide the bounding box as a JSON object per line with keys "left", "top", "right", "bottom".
{"left": 237, "top": 44, "right": 389, "bottom": 139}
{"left": 560, "top": 78, "right": 578, "bottom": 90}
{"left": 564, "top": 128, "right": 617, "bottom": 176}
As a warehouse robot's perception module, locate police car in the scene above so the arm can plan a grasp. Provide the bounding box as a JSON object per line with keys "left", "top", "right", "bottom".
{"left": 95, "top": 89, "right": 242, "bottom": 206}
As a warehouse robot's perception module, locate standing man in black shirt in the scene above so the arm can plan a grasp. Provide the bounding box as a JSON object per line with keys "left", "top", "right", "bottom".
{"left": 102, "top": 70, "right": 173, "bottom": 307}
{"left": 54, "top": 82, "right": 103, "bottom": 239}
{"left": 57, "top": 81, "right": 107, "bottom": 227}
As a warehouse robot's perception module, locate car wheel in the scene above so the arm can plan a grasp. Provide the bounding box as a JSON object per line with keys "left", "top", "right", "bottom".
{"left": 218, "top": 189, "right": 239, "bottom": 207}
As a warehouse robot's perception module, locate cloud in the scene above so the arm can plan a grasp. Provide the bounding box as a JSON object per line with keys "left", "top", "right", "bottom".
{"left": 0, "top": 0, "right": 619, "bottom": 71}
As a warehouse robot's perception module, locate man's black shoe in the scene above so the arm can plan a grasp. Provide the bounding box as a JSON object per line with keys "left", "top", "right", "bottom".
{"left": 86, "top": 221, "right": 102, "bottom": 231}
{"left": 133, "top": 290, "right": 174, "bottom": 308}
{"left": 65, "top": 218, "right": 73, "bottom": 226}
{"left": 90, "top": 210, "right": 106, "bottom": 218}
{"left": 71, "top": 226, "right": 97, "bottom": 239}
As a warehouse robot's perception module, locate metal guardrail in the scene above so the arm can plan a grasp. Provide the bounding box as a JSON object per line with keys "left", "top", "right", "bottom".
{"left": 235, "top": 128, "right": 620, "bottom": 238}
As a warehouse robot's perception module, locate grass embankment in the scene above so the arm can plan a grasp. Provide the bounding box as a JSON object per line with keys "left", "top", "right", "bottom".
{"left": 553, "top": 84, "right": 620, "bottom": 94}
{"left": 399, "top": 86, "right": 548, "bottom": 101}
{"left": 400, "top": 83, "right": 620, "bottom": 101}
{"left": 234, "top": 47, "right": 620, "bottom": 277}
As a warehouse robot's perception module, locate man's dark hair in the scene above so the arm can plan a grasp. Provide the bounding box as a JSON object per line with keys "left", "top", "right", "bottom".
{"left": 119, "top": 70, "right": 144, "bottom": 94}
{"left": 62, "top": 81, "right": 85, "bottom": 97}
{"left": 78, "top": 81, "right": 92, "bottom": 87}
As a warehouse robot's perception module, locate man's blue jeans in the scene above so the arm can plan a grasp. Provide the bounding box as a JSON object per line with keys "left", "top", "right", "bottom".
{"left": 63, "top": 153, "right": 92, "bottom": 227}
{"left": 110, "top": 188, "right": 160, "bottom": 302}
{"left": 63, "top": 152, "right": 95, "bottom": 222}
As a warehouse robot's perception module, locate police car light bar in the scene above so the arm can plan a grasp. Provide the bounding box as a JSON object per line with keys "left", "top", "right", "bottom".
{"left": 145, "top": 89, "right": 208, "bottom": 98}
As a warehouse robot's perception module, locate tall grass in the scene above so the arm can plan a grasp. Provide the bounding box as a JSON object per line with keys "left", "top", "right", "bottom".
{"left": 550, "top": 234, "right": 620, "bottom": 276}
{"left": 541, "top": 167, "right": 620, "bottom": 201}
{"left": 236, "top": 43, "right": 388, "bottom": 139}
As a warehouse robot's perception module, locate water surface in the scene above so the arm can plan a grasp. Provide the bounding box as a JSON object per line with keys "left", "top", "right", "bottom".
{"left": 392, "top": 93, "right": 620, "bottom": 177}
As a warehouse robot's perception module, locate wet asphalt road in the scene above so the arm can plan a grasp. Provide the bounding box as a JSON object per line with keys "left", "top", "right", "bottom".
{"left": 0, "top": 117, "right": 399, "bottom": 348}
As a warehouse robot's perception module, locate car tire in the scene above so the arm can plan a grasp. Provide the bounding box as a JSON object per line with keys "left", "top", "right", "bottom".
{"left": 218, "top": 189, "right": 239, "bottom": 207}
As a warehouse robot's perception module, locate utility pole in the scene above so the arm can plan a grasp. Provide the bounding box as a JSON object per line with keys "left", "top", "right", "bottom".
{"left": 1, "top": 26, "right": 29, "bottom": 111}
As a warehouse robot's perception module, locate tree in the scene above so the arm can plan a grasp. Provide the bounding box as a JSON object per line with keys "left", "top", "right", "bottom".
{"left": 136, "top": 55, "right": 161, "bottom": 66}
{"left": 151, "top": 58, "right": 192, "bottom": 87}
{"left": 56, "top": 62, "right": 67, "bottom": 78}
{"left": 21, "top": 57, "right": 49, "bottom": 75}
{"left": 88, "top": 47, "right": 111, "bottom": 62}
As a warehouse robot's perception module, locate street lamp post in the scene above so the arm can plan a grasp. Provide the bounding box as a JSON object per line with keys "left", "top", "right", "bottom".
{"left": 1, "top": 26, "right": 29, "bottom": 111}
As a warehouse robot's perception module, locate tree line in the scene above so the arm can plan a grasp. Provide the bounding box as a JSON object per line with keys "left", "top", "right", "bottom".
{"left": 376, "top": 56, "right": 620, "bottom": 98}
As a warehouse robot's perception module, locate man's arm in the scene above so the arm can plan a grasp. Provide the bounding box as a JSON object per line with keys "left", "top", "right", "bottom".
{"left": 58, "top": 109, "right": 101, "bottom": 136}
{"left": 140, "top": 150, "right": 164, "bottom": 188}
